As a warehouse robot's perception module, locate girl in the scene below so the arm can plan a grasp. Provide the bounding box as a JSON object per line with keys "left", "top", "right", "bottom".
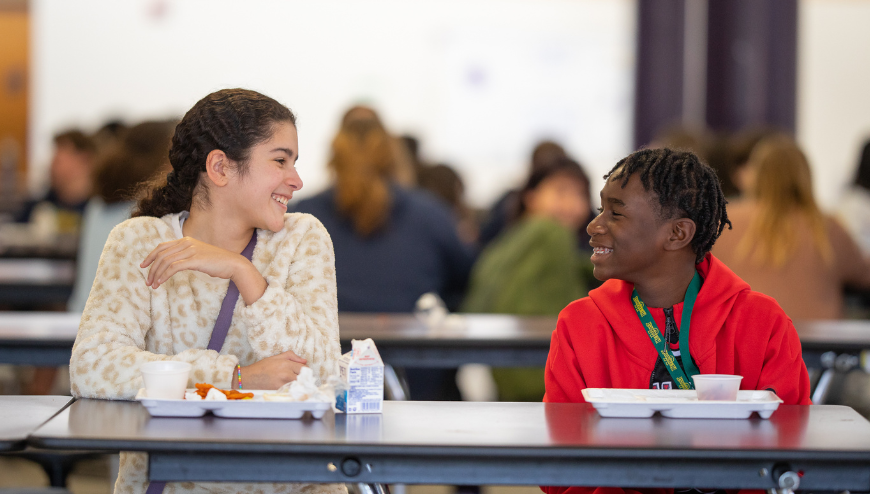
{"left": 713, "top": 134, "right": 870, "bottom": 319}
{"left": 69, "top": 89, "right": 344, "bottom": 494}
{"left": 463, "top": 157, "right": 594, "bottom": 317}
{"left": 292, "top": 106, "right": 473, "bottom": 313}
{"left": 462, "top": 157, "right": 595, "bottom": 402}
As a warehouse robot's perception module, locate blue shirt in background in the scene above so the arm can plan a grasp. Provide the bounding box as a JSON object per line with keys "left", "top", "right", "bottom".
{"left": 292, "top": 185, "right": 474, "bottom": 313}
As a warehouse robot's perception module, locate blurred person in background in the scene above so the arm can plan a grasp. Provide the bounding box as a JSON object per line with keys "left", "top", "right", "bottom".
{"left": 723, "top": 127, "right": 781, "bottom": 198}
{"left": 464, "top": 157, "right": 594, "bottom": 316}
{"left": 292, "top": 106, "right": 473, "bottom": 313}
{"left": 26, "top": 121, "right": 175, "bottom": 395}
{"left": 67, "top": 120, "right": 175, "bottom": 313}
{"left": 416, "top": 162, "right": 479, "bottom": 244}
{"left": 90, "top": 119, "right": 127, "bottom": 151}
{"left": 14, "top": 129, "right": 96, "bottom": 233}
{"left": 713, "top": 134, "right": 870, "bottom": 320}
{"left": 652, "top": 125, "right": 736, "bottom": 200}
{"left": 292, "top": 106, "right": 474, "bottom": 401}
{"left": 478, "top": 140, "right": 568, "bottom": 247}
{"left": 462, "top": 157, "right": 595, "bottom": 402}
{"left": 837, "top": 138, "right": 870, "bottom": 256}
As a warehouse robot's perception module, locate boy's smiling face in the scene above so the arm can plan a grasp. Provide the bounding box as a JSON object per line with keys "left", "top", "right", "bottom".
{"left": 587, "top": 171, "right": 674, "bottom": 283}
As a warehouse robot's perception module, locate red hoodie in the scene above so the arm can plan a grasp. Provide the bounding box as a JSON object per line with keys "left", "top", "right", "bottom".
{"left": 542, "top": 253, "right": 811, "bottom": 494}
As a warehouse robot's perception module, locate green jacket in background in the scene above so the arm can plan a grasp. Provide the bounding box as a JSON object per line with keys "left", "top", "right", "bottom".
{"left": 462, "top": 217, "right": 592, "bottom": 401}
{"left": 463, "top": 217, "right": 590, "bottom": 315}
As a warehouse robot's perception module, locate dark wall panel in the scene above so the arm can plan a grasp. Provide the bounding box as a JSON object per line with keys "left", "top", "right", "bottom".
{"left": 634, "top": 0, "right": 685, "bottom": 149}
{"left": 705, "top": 0, "right": 797, "bottom": 133}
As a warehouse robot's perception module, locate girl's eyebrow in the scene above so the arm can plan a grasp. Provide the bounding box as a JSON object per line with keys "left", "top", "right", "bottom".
{"left": 271, "top": 147, "right": 295, "bottom": 157}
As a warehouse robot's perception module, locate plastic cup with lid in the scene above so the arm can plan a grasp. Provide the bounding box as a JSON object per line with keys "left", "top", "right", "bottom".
{"left": 692, "top": 374, "right": 743, "bottom": 401}
{"left": 140, "top": 361, "right": 192, "bottom": 399}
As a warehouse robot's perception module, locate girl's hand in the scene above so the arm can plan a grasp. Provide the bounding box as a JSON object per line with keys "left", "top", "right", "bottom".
{"left": 140, "top": 237, "right": 244, "bottom": 289}
{"left": 235, "top": 350, "right": 308, "bottom": 390}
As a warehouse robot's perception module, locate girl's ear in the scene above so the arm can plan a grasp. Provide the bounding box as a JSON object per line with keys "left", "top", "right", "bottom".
{"left": 664, "top": 218, "right": 697, "bottom": 251}
{"left": 204, "top": 149, "right": 231, "bottom": 187}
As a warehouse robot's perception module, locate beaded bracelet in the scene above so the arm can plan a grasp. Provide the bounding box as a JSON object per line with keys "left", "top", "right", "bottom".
{"left": 235, "top": 364, "right": 243, "bottom": 390}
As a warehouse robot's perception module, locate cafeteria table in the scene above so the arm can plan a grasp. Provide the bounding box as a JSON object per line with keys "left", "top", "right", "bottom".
{"left": 4, "top": 312, "right": 870, "bottom": 402}
{"left": 0, "top": 257, "right": 75, "bottom": 308}
{"left": 0, "top": 395, "right": 72, "bottom": 451}
{"left": 338, "top": 313, "right": 553, "bottom": 368}
{"left": 0, "top": 311, "right": 79, "bottom": 366}
{"left": 793, "top": 320, "right": 870, "bottom": 404}
{"left": 28, "top": 399, "right": 870, "bottom": 491}
{"left": 0, "top": 312, "right": 556, "bottom": 368}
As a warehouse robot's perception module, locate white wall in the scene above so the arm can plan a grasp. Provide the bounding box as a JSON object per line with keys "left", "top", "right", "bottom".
{"left": 798, "top": 0, "right": 870, "bottom": 210}
{"left": 30, "top": 0, "right": 636, "bottom": 208}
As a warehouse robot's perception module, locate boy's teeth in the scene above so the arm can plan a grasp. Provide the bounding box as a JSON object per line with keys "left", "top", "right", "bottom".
{"left": 594, "top": 247, "right": 613, "bottom": 254}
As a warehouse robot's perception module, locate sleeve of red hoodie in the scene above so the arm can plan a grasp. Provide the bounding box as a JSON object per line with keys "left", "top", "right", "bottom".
{"left": 750, "top": 293, "right": 812, "bottom": 405}
{"left": 543, "top": 313, "right": 587, "bottom": 403}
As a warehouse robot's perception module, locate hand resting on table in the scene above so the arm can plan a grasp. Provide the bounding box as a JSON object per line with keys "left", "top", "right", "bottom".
{"left": 235, "top": 349, "right": 308, "bottom": 390}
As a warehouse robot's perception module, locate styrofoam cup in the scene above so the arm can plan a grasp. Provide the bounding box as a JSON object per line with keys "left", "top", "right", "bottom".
{"left": 692, "top": 374, "right": 743, "bottom": 401}
{"left": 140, "top": 361, "right": 192, "bottom": 400}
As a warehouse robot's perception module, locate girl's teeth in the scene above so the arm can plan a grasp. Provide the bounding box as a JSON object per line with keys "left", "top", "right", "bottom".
{"left": 272, "top": 194, "right": 288, "bottom": 206}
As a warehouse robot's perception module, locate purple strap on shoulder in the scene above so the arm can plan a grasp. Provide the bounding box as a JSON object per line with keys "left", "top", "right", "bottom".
{"left": 145, "top": 482, "right": 166, "bottom": 494}
{"left": 207, "top": 230, "right": 258, "bottom": 352}
{"left": 146, "top": 231, "right": 257, "bottom": 493}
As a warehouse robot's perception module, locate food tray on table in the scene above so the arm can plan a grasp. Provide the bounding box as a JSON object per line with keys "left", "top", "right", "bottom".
{"left": 581, "top": 388, "right": 782, "bottom": 419}
{"left": 135, "top": 388, "right": 332, "bottom": 419}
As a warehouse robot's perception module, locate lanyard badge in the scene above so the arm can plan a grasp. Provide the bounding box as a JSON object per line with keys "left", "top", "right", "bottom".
{"left": 631, "top": 272, "right": 702, "bottom": 390}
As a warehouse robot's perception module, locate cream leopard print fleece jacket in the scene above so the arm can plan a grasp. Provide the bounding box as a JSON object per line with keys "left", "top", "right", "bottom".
{"left": 70, "top": 212, "right": 345, "bottom": 494}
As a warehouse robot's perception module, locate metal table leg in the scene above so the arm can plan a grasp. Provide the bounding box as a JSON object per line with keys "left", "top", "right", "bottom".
{"left": 812, "top": 368, "right": 836, "bottom": 405}
{"left": 384, "top": 364, "right": 408, "bottom": 401}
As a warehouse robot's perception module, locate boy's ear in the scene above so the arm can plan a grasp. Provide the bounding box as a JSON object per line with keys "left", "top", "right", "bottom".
{"left": 204, "top": 149, "right": 231, "bottom": 187}
{"left": 664, "top": 218, "right": 697, "bottom": 251}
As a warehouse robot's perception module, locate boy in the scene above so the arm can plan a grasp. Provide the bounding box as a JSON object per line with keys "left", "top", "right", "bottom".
{"left": 543, "top": 148, "right": 811, "bottom": 494}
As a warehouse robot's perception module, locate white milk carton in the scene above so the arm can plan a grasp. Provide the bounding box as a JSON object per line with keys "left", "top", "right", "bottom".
{"left": 336, "top": 338, "right": 384, "bottom": 413}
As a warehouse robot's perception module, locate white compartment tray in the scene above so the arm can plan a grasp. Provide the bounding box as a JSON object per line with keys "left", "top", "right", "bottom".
{"left": 581, "top": 388, "right": 782, "bottom": 419}
{"left": 135, "top": 388, "right": 332, "bottom": 419}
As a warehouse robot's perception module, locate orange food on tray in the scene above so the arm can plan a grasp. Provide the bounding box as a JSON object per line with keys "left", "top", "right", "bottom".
{"left": 194, "top": 383, "right": 254, "bottom": 400}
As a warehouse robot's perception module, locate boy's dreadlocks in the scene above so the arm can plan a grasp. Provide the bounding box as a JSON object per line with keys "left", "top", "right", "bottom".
{"left": 605, "top": 148, "right": 731, "bottom": 264}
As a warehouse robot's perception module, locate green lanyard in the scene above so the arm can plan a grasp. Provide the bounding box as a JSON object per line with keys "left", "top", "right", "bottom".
{"left": 631, "top": 272, "right": 703, "bottom": 390}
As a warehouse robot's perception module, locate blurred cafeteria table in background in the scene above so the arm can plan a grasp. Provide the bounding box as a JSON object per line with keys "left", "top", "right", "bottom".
{"left": 0, "top": 312, "right": 78, "bottom": 366}
{"left": 0, "top": 228, "right": 78, "bottom": 308}
{"left": 0, "top": 312, "right": 554, "bottom": 369}
{"left": 338, "top": 313, "right": 553, "bottom": 368}
{"left": 3, "top": 312, "right": 870, "bottom": 404}
{"left": 0, "top": 257, "right": 75, "bottom": 308}
{"left": 794, "top": 320, "right": 870, "bottom": 404}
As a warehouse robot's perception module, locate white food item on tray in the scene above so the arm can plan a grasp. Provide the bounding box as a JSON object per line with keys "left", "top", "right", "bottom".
{"left": 184, "top": 391, "right": 203, "bottom": 401}
{"left": 581, "top": 388, "right": 783, "bottom": 419}
{"left": 262, "top": 393, "right": 294, "bottom": 402}
{"left": 135, "top": 388, "right": 332, "bottom": 419}
{"left": 204, "top": 388, "right": 227, "bottom": 401}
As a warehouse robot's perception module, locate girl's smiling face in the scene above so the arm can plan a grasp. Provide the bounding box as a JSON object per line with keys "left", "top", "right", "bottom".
{"left": 230, "top": 121, "right": 302, "bottom": 233}
{"left": 586, "top": 171, "right": 673, "bottom": 283}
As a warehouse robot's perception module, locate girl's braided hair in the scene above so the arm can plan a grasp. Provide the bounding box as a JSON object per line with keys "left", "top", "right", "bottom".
{"left": 133, "top": 88, "right": 296, "bottom": 218}
{"left": 605, "top": 148, "right": 731, "bottom": 263}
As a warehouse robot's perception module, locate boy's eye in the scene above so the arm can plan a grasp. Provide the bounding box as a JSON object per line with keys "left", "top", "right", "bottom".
{"left": 276, "top": 158, "right": 285, "bottom": 165}
{"left": 596, "top": 207, "right": 604, "bottom": 214}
